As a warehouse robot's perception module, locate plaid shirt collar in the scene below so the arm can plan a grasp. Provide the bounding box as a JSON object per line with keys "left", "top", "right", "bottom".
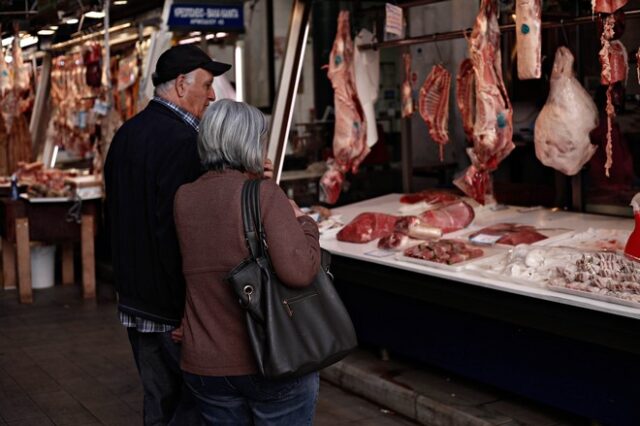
{"left": 152, "top": 96, "right": 200, "bottom": 132}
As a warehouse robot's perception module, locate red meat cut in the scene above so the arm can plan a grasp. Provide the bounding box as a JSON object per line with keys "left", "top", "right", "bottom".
{"left": 418, "top": 200, "right": 475, "bottom": 233}
{"left": 336, "top": 213, "right": 397, "bottom": 243}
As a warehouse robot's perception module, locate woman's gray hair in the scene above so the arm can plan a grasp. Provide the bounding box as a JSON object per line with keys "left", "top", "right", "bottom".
{"left": 198, "top": 99, "right": 268, "bottom": 174}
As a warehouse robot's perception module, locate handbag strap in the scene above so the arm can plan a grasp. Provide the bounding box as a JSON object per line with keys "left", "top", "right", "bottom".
{"left": 241, "top": 179, "right": 262, "bottom": 259}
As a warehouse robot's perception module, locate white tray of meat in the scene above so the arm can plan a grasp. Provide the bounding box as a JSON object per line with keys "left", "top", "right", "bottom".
{"left": 467, "top": 245, "right": 585, "bottom": 288}
{"left": 395, "top": 239, "right": 506, "bottom": 272}
{"left": 547, "top": 251, "right": 640, "bottom": 309}
{"left": 455, "top": 223, "right": 573, "bottom": 247}
{"left": 537, "top": 227, "right": 630, "bottom": 253}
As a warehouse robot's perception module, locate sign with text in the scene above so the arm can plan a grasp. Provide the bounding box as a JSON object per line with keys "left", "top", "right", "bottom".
{"left": 168, "top": 3, "right": 244, "bottom": 32}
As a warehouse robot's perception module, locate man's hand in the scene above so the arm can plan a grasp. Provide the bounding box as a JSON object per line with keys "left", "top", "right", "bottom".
{"left": 171, "top": 325, "right": 183, "bottom": 343}
{"left": 263, "top": 158, "right": 274, "bottom": 179}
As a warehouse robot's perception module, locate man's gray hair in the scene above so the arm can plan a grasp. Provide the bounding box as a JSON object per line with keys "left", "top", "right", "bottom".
{"left": 198, "top": 99, "right": 267, "bottom": 174}
{"left": 153, "top": 69, "right": 198, "bottom": 97}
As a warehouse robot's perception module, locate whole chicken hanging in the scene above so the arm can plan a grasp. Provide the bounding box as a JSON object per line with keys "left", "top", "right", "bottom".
{"left": 454, "top": 0, "right": 514, "bottom": 205}
{"left": 319, "top": 11, "right": 367, "bottom": 205}
{"left": 418, "top": 64, "right": 451, "bottom": 162}
{"left": 515, "top": 0, "right": 541, "bottom": 80}
{"left": 534, "top": 47, "right": 599, "bottom": 176}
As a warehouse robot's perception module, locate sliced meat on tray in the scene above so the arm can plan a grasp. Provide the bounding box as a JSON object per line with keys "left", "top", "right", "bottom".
{"left": 404, "top": 239, "right": 484, "bottom": 265}
{"left": 468, "top": 223, "right": 547, "bottom": 245}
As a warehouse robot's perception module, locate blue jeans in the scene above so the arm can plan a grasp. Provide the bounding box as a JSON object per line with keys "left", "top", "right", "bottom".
{"left": 127, "top": 328, "right": 202, "bottom": 425}
{"left": 183, "top": 371, "right": 320, "bottom": 425}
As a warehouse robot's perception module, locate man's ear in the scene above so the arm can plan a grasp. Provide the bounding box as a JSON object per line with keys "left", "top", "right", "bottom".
{"left": 175, "top": 75, "right": 186, "bottom": 97}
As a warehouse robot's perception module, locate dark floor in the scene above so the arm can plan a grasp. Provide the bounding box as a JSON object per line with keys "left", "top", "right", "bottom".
{"left": 0, "top": 283, "right": 418, "bottom": 426}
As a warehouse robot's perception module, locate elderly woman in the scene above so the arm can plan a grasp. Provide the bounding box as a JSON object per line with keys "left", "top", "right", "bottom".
{"left": 174, "top": 99, "right": 321, "bottom": 425}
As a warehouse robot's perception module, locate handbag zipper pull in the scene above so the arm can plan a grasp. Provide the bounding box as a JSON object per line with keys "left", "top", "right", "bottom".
{"left": 283, "top": 300, "right": 293, "bottom": 317}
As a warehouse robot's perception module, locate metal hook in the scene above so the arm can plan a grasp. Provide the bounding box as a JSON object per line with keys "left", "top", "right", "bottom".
{"left": 433, "top": 35, "right": 443, "bottom": 64}
{"left": 560, "top": 19, "right": 569, "bottom": 47}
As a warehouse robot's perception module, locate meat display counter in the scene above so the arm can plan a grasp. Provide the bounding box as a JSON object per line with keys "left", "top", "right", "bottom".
{"left": 320, "top": 194, "right": 639, "bottom": 425}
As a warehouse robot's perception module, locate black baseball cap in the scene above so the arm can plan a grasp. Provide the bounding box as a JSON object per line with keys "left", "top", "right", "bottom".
{"left": 152, "top": 44, "right": 231, "bottom": 86}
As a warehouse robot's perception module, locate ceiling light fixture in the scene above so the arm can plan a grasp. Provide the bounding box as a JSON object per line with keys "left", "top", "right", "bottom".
{"left": 49, "top": 25, "right": 59, "bottom": 30}
{"left": 178, "top": 36, "right": 202, "bottom": 45}
{"left": 65, "top": 18, "right": 79, "bottom": 24}
{"left": 113, "top": 0, "right": 128, "bottom": 4}
{"left": 84, "top": 11, "right": 106, "bottom": 19}
{"left": 37, "top": 29, "right": 56, "bottom": 36}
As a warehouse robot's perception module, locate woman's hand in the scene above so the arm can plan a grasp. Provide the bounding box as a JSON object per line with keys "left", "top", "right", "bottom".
{"left": 263, "top": 158, "right": 274, "bottom": 179}
{"left": 289, "top": 199, "right": 306, "bottom": 218}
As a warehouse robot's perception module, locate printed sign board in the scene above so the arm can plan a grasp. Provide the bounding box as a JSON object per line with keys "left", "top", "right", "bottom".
{"left": 168, "top": 3, "right": 244, "bottom": 32}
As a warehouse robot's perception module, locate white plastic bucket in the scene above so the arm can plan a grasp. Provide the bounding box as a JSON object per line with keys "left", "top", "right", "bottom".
{"left": 30, "top": 245, "right": 56, "bottom": 289}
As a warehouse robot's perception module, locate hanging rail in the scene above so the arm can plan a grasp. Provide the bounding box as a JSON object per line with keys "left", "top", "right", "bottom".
{"left": 358, "top": 9, "right": 640, "bottom": 50}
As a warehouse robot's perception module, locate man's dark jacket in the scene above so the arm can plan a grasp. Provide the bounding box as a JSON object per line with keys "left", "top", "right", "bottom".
{"left": 104, "top": 100, "right": 203, "bottom": 325}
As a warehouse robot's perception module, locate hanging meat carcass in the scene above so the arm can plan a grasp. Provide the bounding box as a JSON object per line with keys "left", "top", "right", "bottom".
{"left": 456, "top": 59, "right": 475, "bottom": 144}
{"left": 593, "top": 0, "right": 628, "bottom": 14}
{"left": 12, "top": 35, "right": 30, "bottom": 92}
{"left": 354, "top": 29, "right": 380, "bottom": 148}
{"left": 601, "top": 40, "right": 628, "bottom": 85}
{"left": 319, "top": 11, "right": 367, "bottom": 205}
{"left": 418, "top": 64, "right": 451, "bottom": 162}
{"left": 454, "top": 0, "right": 514, "bottom": 205}
{"left": 534, "top": 47, "right": 598, "bottom": 176}
{"left": 598, "top": 15, "right": 628, "bottom": 177}
{"left": 515, "top": 0, "right": 541, "bottom": 80}
{"left": 401, "top": 53, "right": 414, "bottom": 118}
{"left": 0, "top": 47, "right": 11, "bottom": 96}
{"left": 637, "top": 48, "right": 640, "bottom": 84}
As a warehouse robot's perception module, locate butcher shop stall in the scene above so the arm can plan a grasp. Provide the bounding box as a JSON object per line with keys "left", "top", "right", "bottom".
{"left": 0, "top": 0, "right": 248, "bottom": 303}
{"left": 267, "top": 0, "right": 640, "bottom": 424}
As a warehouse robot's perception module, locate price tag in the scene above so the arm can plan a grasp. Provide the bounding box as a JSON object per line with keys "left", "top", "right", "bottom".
{"left": 469, "top": 233, "right": 502, "bottom": 245}
{"left": 384, "top": 3, "right": 404, "bottom": 39}
{"left": 92, "top": 100, "right": 110, "bottom": 116}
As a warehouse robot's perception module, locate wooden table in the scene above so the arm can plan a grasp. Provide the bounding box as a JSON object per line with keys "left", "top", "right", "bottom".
{"left": 0, "top": 197, "right": 99, "bottom": 303}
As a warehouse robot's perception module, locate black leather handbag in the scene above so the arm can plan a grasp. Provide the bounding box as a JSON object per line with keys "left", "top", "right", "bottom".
{"left": 227, "top": 179, "right": 357, "bottom": 379}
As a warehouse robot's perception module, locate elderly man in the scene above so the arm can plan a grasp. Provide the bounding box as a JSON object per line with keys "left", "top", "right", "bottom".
{"left": 105, "top": 45, "right": 230, "bottom": 425}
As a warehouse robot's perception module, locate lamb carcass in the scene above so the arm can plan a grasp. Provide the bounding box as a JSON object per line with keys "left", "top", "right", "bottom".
{"left": 593, "top": 0, "right": 628, "bottom": 14}
{"left": 0, "top": 47, "right": 11, "bottom": 96}
{"left": 320, "top": 11, "right": 367, "bottom": 204}
{"left": 454, "top": 0, "right": 514, "bottom": 204}
{"left": 418, "top": 64, "right": 451, "bottom": 161}
{"left": 456, "top": 59, "right": 475, "bottom": 144}
{"left": 516, "top": 0, "right": 541, "bottom": 80}
{"left": 401, "top": 53, "right": 414, "bottom": 118}
{"left": 354, "top": 29, "right": 380, "bottom": 148}
{"left": 534, "top": 47, "right": 598, "bottom": 176}
{"left": 12, "top": 35, "right": 30, "bottom": 92}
